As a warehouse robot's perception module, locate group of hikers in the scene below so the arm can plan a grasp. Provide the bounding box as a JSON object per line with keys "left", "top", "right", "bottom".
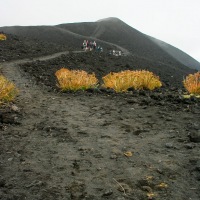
{"left": 81, "top": 39, "right": 124, "bottom": 56}
{"left": 81, "top": 40, "right": 103, "bottom": 52}
{"left": 109, "top": 49, "right": 122, "bottom": 56}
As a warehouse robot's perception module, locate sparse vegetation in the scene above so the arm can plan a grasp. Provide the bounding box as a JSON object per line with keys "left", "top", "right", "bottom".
{"left": 0, "top": 33, "right": 7, "bottom": 41}
{"left": 55, "top": 68, "right": 98, "bottom": 91}
{"left": 1, "top": 20, "right": 200, "bottom": 200}
{"left": 0, "top": 75, "right": 18, "bottom": 104}
{"left": 183, "top": 72, "right": 200, "bottom": 95}
{"left": 102, "top": 70, "right": 162, "bottom": 92}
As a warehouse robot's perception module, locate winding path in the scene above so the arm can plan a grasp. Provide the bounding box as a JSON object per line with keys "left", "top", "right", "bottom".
{"left": 0, "top": 50, "right": 199, "bottom": 200}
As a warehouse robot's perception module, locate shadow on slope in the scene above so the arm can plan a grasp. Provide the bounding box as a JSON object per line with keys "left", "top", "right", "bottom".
{"left": 148, "top": 36, "right": 200, "bottom": 70}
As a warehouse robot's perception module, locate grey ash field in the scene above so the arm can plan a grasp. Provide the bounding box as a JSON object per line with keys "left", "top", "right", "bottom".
{"left": 0, "top": 18, "right": 200, "bottom": 200}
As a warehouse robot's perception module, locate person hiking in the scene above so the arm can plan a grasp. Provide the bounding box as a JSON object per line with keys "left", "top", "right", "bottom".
{"left": 89, "top": 41, "right": 93, "bottom": 51}
{"left": 93, "top": 41, "right": 96, "bottom": 50}
{"left": 86, "top": 40, "right": 89, "bottom": 51}
{"left": 83, "top": 40, "right": 87, "bottom": 51}
{"left": 82, "top": 40, "right": 87, "bottom": 50}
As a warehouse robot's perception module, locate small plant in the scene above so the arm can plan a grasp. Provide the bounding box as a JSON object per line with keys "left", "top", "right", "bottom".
{"left": 55, "top": 68, "right": 98, "bottom": 91}
{"left": 131, "top": 70, "right": 162, "bottom": 90}
{"left": 102, "top": 70, "right": 134, "bottom": 92}
{"left": 0, "top": 75, "right": 18, "bottom": 104}
{"left": 0, "top": 33, "right": 7, "bottom": 41}
{"left": 183, "top": 72, "right": 200, "bottom": 95}
{"left": 102, "top": 70, "right": 162, "bottom": 92}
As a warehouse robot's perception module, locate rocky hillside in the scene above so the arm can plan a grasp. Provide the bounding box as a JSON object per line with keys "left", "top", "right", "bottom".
{"left": 1, "top": 17, "right": 200, "bottom": 70}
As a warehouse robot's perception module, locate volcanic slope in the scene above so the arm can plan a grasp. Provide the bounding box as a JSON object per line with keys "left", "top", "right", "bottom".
{"left": 1, "top": 17, "right": 200, "bottom": 70}
{"left": 0, "top": 33, "right": 197, "bottom": 88}
{"left": 0, "top": 33, "right": 68, "bottom": 62}
{"left": 56, "top": 17, "right": 200, "bottom": 70}
{"left": 148, "top": 36, "right": 200, "bottom": 70}
{"left": 0, "top": 25, "right": 121, "bottom": 53}
{"left": 0, "top": 26, "right": 87, "bottom": 50}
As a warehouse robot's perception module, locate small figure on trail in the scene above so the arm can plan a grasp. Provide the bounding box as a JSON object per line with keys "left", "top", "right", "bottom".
{"left": 93, "top": 41, "right": 96, "bottom": 50}
{"left": 82, "top": 40, "right": 87, "bottom": 51}
{"left": 86, "top": 40, "right": 90, "bottom": 51}
{"left": 89, "top": 41, "right": 93, "bottom": 51}
{"left": 96, "top": 46, "right": 103, "bottom": 52}
{"left": 110, "top": 50, "right": 122, "bottom": 56}
{"left": 96, "top": 46, "right": 101, "bottom": 52}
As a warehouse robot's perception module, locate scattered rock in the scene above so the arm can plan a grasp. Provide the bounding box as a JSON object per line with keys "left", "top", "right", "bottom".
{"left": 184, "top": 143, "right": 195, "bottom": 149}
{"left": 8, "top": 158, "right": 13, "bottom": 162}
{"left": 127, "top": 99, "right": 138, "bottom": 104}
{"left": 189, "top": 131, "right": 200, "bottom": 143}
{"left": 25, "top": 180, "right": 43, "bottom": 188}
{"left": 11, "top": 105, "right": 20, "bottom": 112}
{"left": 116, "top": 197, "right": 126, "bottom": 200}
{"left": 165, "top": 143, "right": 173, "bottom": 148}
{"left": 165, "top": 117, "right": 172, "bottom": 121}
{"left": 142, "top": 186, "right": 153, "bottom": 193}
{"left": 0, "top": 178, "right": 6, "bottom": 187}
{"left": 110, "top": 154, "right": 117, "bottom": 159}
{"left": 102, "top": 189, "right": 113, "bottom": 196}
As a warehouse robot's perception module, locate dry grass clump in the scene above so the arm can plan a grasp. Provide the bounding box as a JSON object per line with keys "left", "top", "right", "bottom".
{"left": 55, "top": 68, "right": 98, "bottom": 91}
{"left": 102, "top": 70, "right": 134, "bottom": 92}
{"left": 0, "top": 34, "right": 7, "bottom": 41}
{"left": 0, "top": 75, "right": 18, "bottom": 104}
{"left": 102, "top": 70, "right": 162, "bottom": 92}
{"left": 183, "top": 72, "right": 200, "bottom": 95}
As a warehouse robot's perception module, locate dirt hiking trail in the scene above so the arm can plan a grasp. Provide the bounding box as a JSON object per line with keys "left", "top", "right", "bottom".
{"left": 0, "top": 53, "right": 200, "bottom": 200}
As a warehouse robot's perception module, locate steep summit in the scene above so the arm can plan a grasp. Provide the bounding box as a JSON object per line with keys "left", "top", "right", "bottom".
{"left": 96, "top": 17, "right": 123, "bottom": 22}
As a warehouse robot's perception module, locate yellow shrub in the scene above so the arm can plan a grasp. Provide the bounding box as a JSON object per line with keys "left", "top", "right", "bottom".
{"left": 0, "top": 34, "right": 7, "bottom": 41}
{"left": 0, "top": 75, "right": 18, "bottom": 104}
{"left": 183, "top": 72, "right": 200, "bottom": 95}
{"left": 55, "top": 68, "right": 98, "bottom": 91}
{"left": 132, "top": 70, "right": 162, "bottom": 90}
{"left": 102, "top": 70, "right": 162, "bottom": 92}
{"left": 102, "top": 70, "right": 135, "bottom": 92}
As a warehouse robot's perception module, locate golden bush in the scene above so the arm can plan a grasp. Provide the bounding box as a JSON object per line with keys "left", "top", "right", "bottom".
{"left": 132, "top": 70, "right": 162, "bottom": 90}
{"left": 183, "top": 72, "right": 200, "bottom": 95}
{"left": 0, "top": 34, "right": 7, "bottom": 41}
{"left": 102, "top": 70, "right": 135, "bottom": 92}
{"left": 55, "top": 68, "right": 98, "bottom": 91}
{"left": 0, "top": 75, "right": 18, "bottom": 104}
{"left": 102, "top": 70, "right": 162, "bottom": 92}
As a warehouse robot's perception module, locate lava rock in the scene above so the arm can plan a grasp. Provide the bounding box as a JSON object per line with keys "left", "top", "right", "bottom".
{"left": 189, "top": 131, "right": 200, "bottom": 143}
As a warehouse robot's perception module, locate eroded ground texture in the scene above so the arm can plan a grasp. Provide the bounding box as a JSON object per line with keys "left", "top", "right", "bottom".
{"left": 0, "top": 37, "right": 200, "bottom": 200}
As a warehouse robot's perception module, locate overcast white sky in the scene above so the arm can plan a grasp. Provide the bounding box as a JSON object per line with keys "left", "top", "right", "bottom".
{"left": 1, "top": 0, "right": 200, "bottom": 62}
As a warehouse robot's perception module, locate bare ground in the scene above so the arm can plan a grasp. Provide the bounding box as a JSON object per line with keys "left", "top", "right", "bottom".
{"left": 0, "top": 53, "right": 200, "bottom": 200}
